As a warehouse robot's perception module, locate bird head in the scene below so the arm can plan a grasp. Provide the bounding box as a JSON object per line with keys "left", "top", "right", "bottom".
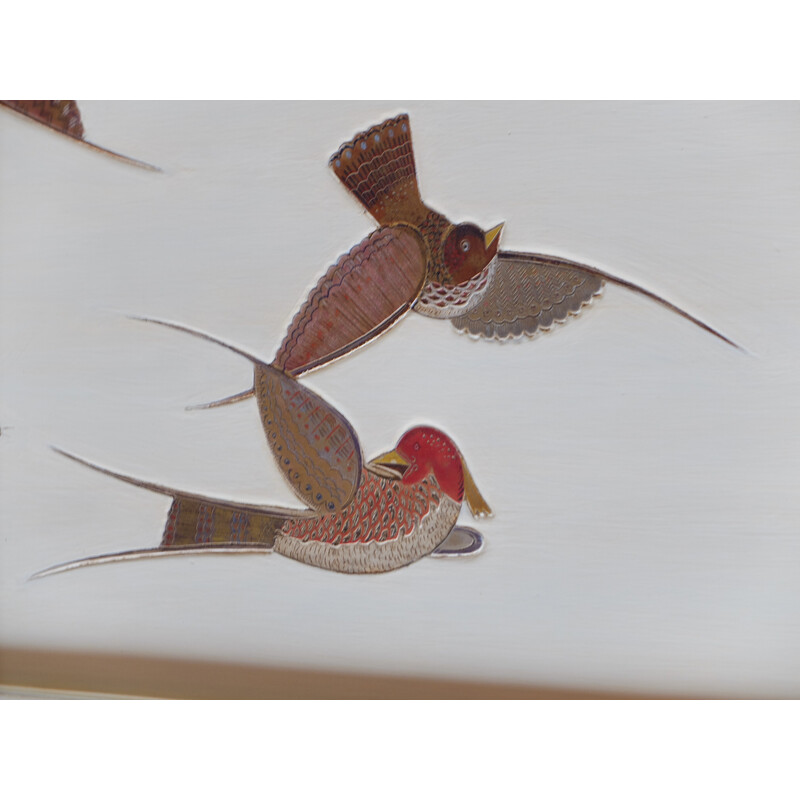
{"left": 442, "top": 222, "right": 504, "bottom": 284}
{"left": 370, "top": 426, "right": 492, "bottom": 518}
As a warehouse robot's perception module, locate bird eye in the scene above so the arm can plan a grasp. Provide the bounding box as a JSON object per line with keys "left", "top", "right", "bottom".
{"left": 460, "top": 240, "right": 470, "bottom": 253}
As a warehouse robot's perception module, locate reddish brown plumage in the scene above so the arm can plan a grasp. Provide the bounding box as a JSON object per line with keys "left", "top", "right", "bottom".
{"left": 280, "top": 469, "right": 440, "bottom": 546}
{"left": 2, "top": 100, "right": 85, "bottom": 139}
{"left": 442, "top": 224, "right": 501, "bottom": 285}
{"left": 329, "top": 114, "right": 501, "bottom": 290}
{"left": 330, "top": 114, "right": 427, "bottom": 226}
{"left": 1, "top": 99, "right": 160, "bottom": 171}
{"left": 154, "top": 426, "right": 471, "bottom": 573}
{"left": 273, "top": 226, "right": 427, "bottom": 376}
{"left": 321, "top": 115, "right": 738, "bottom": 347}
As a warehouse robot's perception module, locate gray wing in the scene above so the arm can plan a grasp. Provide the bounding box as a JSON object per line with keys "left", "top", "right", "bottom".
{"left": 450, "top": 252, "right": 604, "bottom": 341}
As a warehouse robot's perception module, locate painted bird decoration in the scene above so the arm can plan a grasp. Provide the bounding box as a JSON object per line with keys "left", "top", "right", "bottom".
{"left": 1, "top": 100, "right": 160, "bottom": 171}
{"left": 199, "top": 113, "right": 738, "bottom": 409}
{"left": 34, "top": 321, "right": 490, "bottom": 578}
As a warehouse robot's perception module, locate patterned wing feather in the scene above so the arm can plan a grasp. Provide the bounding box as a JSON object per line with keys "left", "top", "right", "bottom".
{"left": 161, "top": 496, "right": 287, "bottom": 548}
{"left": 329, "top": 114, "right": 429, "bottom": 225}
{"left": 274, "top": 226, "right": 427, "bottom": 375}
{"left": 255, "top": 364, "right": 363, "bottom": 514}
{"left": 2, "top": 100, "right": 85, "bottom": 139}
{"left": 450, "top": 252, "right": 604, "bottom": 340}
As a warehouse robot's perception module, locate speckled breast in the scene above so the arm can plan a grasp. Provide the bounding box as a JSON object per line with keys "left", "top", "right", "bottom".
{"left": 274, "top": 472, "right": 461, "bottom": 574}
{"left": 414, "top": 258, "right": 497, "bottom": 319}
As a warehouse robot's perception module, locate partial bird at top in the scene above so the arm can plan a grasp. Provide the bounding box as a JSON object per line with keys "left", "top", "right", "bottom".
{"left": 199, "top": 113, "right": 740, "bottom": 409}
{"left": 1, "top": 100, "right": 160, "bottom": 171}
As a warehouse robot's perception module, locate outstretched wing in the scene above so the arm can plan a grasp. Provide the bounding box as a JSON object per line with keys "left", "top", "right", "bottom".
{"left": 451, "top": 250, "right": 741, "bottom": 348}
{"left": 255, "top": 364, "right": 363, "bottom": 514}
{"left": 274, "top": 225, "right": 427, "bottom": 376}
{"left": 128, "top": 318, "right": 366, "bottom": 515}
{"left": 450, "top": 252, "right": 604, "bottom": 341}
{"left": 329, "top": 114, "right": 430, "bottom": 226}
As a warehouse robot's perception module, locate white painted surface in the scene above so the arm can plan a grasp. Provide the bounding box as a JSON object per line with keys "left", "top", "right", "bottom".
{"left": 1, "top": 102, "right": 798, "bottom": 696}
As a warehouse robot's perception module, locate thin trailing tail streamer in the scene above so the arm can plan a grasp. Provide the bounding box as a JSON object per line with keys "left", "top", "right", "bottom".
{"left": 1, "top": 101, "right": 161, "bottom": 172}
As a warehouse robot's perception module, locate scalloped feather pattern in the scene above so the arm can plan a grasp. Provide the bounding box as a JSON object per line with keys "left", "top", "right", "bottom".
{"left": 329, "top": 114, "right": 427, "bottom": 225}
{"left": 415, "top": 259, "right": 496, "bottom": 319}
{"left": 276, "top": 478, "right": 461, "bottom": 574}
{"left": 274, "top": 226, "right": 427, "bottom": 375}
{"left": 450, "top": 253, "right": 604, "bottom": 340}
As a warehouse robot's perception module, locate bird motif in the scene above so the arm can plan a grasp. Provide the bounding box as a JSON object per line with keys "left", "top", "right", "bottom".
{"left": 34, "top": 322, "right": 490, "bottom": 578}
{"left": 327, "top": 114, "right": 504, "bottom": 320}
{"left": 327, "top": 114, "right": 740, "bottom": 339}
{"left": 1, "top": 100, "right": 160, "bottom": 171}
{"left": 199, "top": 113, "right": 739, "bottom": 410}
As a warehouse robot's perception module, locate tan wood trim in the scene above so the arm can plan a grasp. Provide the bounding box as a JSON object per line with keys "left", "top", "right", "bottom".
{"left": 0, "top": 646, "right": 656, "bottom": 699}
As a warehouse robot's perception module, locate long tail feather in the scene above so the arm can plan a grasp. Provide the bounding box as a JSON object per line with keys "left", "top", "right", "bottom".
{"left": 36, "top": 448, "right": 310, "bottom": 579}
{"left": 129, "top": 316, "right": 365, "bottom": 513}
{"left": 30, "top": 545, "right": 271, "bottom": 580}
{"left": 186, "top": 387, "right": 255, "bottom": 411}
{"left": 131, "top": 316, "right": 261, "bottom": 409}
{"left": 1, "top": 101, "right": 161, "bottom": 172}
{"left": 78, "top": 138, "right": 162, "bottom": 172}
{"left": 51, "top": 447, "right": 313, "bottom": 518}
{"left": 129, "top": 316, "right": 270, "bottom": 364}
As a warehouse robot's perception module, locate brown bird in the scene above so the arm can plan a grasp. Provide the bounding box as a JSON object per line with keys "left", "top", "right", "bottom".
{"left": 327, "top": 114, "right": 740, "bottom": 341}
{"left": 1, "top": 100, "right": 160, "bottom": 171}
{"left": 200, "top": 113, "right": 739, "bottom": 410}
{"left": 34, "top": 322, "right": 490, "bottom": 578}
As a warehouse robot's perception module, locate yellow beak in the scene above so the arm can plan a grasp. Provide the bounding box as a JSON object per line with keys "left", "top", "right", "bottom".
{"left": 371, "top": 448, "right": 409, "bottom": 467}
{"left": 484, "top": 223, "right": 504, "bottom": 249}
{"left": 369, "top": 448, "right": 410, "bottom": 478}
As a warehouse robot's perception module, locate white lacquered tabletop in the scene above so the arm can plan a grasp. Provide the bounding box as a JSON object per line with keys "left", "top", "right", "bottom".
{"left": 1, "top": 101, "right": 798, "bottom": 697}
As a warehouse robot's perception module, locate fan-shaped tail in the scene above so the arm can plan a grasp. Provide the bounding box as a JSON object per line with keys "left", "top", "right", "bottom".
{"left": 330, "top": 114, "right": 428, "bottom": 226}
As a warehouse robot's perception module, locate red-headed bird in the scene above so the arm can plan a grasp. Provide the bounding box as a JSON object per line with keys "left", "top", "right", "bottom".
{"left": 35, "top": 322, "right": 490, "bottom": 578}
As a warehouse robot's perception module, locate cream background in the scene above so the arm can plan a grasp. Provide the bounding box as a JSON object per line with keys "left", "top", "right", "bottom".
{"left": 1, "top": 101, "right": 798, "bottom": 696}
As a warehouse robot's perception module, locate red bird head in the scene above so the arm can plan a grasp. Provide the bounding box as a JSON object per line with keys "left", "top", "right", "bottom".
{"left": 371, "top": 426, "right": 492, "bottom": 518}
{"left": 442, "top": 222, "right": 504, "bottom": 284}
